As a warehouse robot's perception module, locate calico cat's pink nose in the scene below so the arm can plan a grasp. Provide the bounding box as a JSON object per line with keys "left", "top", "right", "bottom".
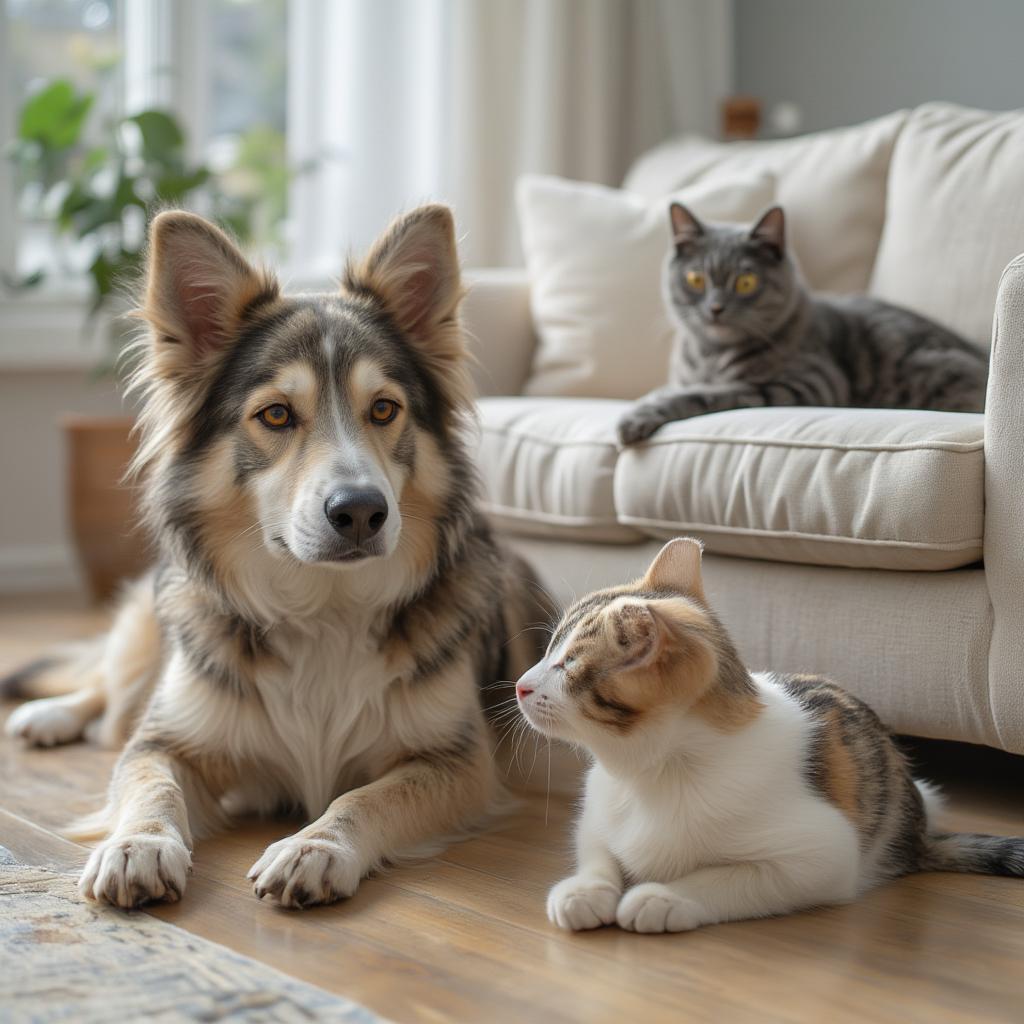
{"left": 516, "top": 681, "right": 534, "bottom": 700}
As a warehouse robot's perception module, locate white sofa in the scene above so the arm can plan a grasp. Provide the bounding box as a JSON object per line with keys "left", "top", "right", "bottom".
{"left": 461, "top": 103, "right": 1024, "bottom": 765}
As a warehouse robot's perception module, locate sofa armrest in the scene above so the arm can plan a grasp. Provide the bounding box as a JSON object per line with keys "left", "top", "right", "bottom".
{"left": 983, "top": 252, "right": 1024, "bottom": 753}
{"left": 462, "top": 267, "right": 536, "bottom": 397}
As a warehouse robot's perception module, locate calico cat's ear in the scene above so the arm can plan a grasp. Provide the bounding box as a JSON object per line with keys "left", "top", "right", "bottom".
{"left": 605, "top": 602, "right": 664, "bottom": 669}
{"left": 643, "top": 538, "right": 706, "bottom": 602}
{"left": 669, "top": 203, "right": 704, "bottom": 249}
{"left": 750, "top": 206, "right": 786, "bottom": 259}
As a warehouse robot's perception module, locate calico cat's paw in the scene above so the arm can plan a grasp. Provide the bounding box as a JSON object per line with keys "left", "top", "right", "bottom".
{"left": 547, "top": 875, "right": 621, "bottom": 930}
{"left": 616, "top": 883, "right": 702, "bottom": 933}
{"left": 617, "top": 408, "right": 667, "bottom": 445}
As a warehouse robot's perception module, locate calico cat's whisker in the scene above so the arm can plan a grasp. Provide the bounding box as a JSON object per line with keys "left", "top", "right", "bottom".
{"left": 545, "top": 738, "right": 552, "bottom": 829}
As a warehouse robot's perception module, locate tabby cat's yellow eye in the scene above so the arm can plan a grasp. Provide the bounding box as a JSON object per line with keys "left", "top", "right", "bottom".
{"left": 685, "top": 270, "right": 706, "bottom": 292}
{"left": 735, "top": 273, "right": 759, "bottom": 296}
{"left": 370, "top": 398, "right": 399, "bottom": 425}
{"left": 257, "top": 404, "right": 293, "bottom": 430}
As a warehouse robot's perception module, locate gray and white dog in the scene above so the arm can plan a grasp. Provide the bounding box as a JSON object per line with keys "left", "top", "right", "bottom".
{"left": 3, "top": 205, "right": 545, "bottom": 910}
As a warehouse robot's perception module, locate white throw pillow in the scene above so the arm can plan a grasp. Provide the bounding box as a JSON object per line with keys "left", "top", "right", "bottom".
{"left": 869, "top": 103, "right": 1024, "bottom": 350}
{"left": 517, "top": 172, "right": 775, "bottom": 399}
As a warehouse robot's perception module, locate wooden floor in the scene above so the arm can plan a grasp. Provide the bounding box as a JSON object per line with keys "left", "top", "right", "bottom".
{"left": 2, "top": 595, "right": 1024, "bottom": 1024}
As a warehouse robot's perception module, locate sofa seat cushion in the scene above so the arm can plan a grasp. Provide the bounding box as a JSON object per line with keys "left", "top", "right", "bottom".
{"left": 476, "top": 397, "right": 642, "bottom": 543}
{"left": 615, "top": 407, "right": 984, "bottom": 571}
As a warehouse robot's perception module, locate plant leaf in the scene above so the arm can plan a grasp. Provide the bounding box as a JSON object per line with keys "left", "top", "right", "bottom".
{"left": 129, "top": 110, "right": 184, "bottom": 163}
{"left": 154, "top": 166, "right": 210, "bottom": 201}
{"left": 19, "top": 80, "right": 93, "bottom": 150}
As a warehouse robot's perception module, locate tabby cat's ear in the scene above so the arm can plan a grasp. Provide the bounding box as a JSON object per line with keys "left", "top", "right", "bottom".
{"left": 750, "top": 206, "right": 786, "bottom": 259}
{"left": 643, "top": 538, "right": 706, "bottom": 602}
{"left": 669, "top": 203, "right": 704, "bottom": 250}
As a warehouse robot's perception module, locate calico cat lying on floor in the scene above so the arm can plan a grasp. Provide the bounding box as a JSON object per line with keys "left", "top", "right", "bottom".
{"left": 516, "top": 539, "right": 1024, "bottom": 933}
{"left": 617, "top": 205, "right": 989, "bottom": 444}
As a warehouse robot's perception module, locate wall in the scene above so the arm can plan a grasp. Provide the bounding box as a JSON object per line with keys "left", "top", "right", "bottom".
{"left": 735, "top": 0, "right": 1023, "bottom": 134}
{"left": 0, "top": 370, "right": 124, "bottom": 592}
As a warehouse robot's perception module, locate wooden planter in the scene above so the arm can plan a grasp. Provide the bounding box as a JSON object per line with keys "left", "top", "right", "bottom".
{"left": 63, "top": 415, "right": 149, "bottom": 602}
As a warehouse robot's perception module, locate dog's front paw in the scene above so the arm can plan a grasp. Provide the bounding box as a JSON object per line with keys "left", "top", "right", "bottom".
{"left": 616, "top": 882, "right": 701, "bottom": 933}
{"left": 80, "top": 833, "right": 191, "bottom": 908}
{"left": 617, "top": 409, "right": 665, "bottom": 446}
{"left": 547, "top": 874, "right": 621, "bottom": 931}
{"left": 248, "top": 835, "right": 361, "bottom": 909}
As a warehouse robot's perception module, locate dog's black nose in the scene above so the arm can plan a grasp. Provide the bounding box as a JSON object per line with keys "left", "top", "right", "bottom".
{"left": 324, "top": 488, "right": 389, "bottom": 544}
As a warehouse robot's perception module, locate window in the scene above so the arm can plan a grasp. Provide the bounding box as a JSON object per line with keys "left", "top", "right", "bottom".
{"left": 5, "top": 0, "right": 123, "bottom": 280}
{"left": 1, "top": 0, "right": 293, "bottom": 310}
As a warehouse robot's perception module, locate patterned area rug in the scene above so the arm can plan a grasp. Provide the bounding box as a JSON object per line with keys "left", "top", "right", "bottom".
{"left": 0, "top": 847, "right": 383, "bottom": 1023}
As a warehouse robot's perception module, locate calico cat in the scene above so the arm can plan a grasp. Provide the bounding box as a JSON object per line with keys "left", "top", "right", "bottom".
{"left": 516, "top": 539, "right": 1024, "bottom": 933}
{"left": 617, "top": 205, "right": 989, "bottom": 444}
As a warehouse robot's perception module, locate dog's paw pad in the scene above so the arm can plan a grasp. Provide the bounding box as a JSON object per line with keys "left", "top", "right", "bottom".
{"left": 79, "top": 833, "right": 191, "bottom": 908}
{"left": 5, "top": 698, "right": 86, "bottom": 747}
{"left": 248, "top": 836, "right": 361, "bottom": 909}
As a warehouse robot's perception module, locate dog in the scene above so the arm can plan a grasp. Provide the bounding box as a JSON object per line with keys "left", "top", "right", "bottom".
{"left": 2, "top": 204, "right": 545, "bottom": 909}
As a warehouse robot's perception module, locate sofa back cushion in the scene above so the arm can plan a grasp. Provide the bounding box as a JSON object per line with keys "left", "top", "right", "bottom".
{"left": 869, "top": 103, "right": 1024, "bottom": 350}
{"left": 624, "top": 111, "right": 906, "bottom": 295}
{"left": 517, "top": 172, "right": 774, "bottom": 399}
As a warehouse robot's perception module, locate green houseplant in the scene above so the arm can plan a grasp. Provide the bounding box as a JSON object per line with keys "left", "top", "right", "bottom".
{"left": 7, "top": 78, "right": 289, "bottom": 599}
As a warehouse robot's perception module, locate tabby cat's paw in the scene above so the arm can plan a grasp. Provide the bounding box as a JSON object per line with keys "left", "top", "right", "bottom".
{"left": 616, "top": 883, "right": 701, "bottom": 933}
{"left": 617, "top": 410, "right": 666, "bottom": 445}
{"left": 547, "top": 875, "right": 621, "bottom": 931}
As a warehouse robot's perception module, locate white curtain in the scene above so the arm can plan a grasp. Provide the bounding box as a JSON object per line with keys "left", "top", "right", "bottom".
{"left": 288, "top": 0, "right": 733, "bottom": 272}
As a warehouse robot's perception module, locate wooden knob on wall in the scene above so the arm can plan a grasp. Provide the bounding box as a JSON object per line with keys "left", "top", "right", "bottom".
{"left": 721, "top": 95, "right": 762, "bottom": 140}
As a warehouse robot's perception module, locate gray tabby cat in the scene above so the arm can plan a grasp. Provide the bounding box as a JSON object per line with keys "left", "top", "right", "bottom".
{"left": 617, "top": 204, "right": 989, "bottom": 445}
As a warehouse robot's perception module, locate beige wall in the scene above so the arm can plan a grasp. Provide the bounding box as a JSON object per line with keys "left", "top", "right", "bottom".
{"left": 0, "top": 371, "right": 124, "bottom": 592}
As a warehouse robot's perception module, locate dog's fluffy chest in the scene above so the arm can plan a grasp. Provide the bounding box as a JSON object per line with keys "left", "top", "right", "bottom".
{"left": 252, "top": 615, "right": 398, "bottom": 812}
{"left": 166, "top": 608, "right": 406, "bottom": 819}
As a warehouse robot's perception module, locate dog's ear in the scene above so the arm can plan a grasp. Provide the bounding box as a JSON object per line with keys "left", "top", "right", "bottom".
{"left": 643, "top": 538, "right": 706, "bottom": 602}
{"left": 141, "top": 211, "right": 278, "bottom": 378}
{"left": 344, "top": 204, "right": 463, "bottom": 338}
{"left": 343, "top": 204, "right": 471, "bottom": 413}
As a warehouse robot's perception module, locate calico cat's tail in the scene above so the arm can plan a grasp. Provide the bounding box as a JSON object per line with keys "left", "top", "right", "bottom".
{"left": 922, "top": 832, "right": 1024, "bottom": 877}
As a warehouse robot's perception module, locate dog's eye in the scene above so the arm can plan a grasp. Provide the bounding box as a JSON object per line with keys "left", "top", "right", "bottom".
{"left": 370, "top": 399, "right": 399, "bottom": 425}
{"left": 257, "top": 404, "right": 293, "bottom": 430}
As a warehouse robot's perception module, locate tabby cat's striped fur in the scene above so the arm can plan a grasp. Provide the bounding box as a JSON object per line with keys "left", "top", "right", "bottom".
{"left": 617, "top": 205, "right": 989, "bottom": 445}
